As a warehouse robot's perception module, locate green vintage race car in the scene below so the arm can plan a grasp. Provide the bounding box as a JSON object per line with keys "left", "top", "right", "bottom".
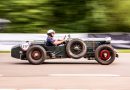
{"left": 11, "top": 36, "right": 118, "bottom": 65}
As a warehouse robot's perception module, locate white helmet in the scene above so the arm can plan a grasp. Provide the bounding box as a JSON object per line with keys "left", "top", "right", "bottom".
{"left": 47, "top": 29, "right": 55, "bottom": 34}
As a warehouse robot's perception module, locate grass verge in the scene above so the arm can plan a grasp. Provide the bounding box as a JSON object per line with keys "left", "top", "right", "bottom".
{"left": 117, "top": 49, "right": 130, "bottom": 53}
{"left": 0, "top": 51, "right": 10, "bottom": 53}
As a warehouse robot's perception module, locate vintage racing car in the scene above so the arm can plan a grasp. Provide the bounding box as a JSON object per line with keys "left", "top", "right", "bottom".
{"left": 11, "top": 36, "right": 118, "bottom": 65}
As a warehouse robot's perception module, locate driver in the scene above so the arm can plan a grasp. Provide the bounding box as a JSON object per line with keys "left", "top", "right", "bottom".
{"left": 46, "top": 29, "right": 65, "bottom": 46}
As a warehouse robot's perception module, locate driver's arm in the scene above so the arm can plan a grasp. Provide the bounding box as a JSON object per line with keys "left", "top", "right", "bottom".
{"left": 57, "top": 35, "right": 66, "bottom": 41}
{"left": 53, "top": 40, "right": 65, "bottom": 46}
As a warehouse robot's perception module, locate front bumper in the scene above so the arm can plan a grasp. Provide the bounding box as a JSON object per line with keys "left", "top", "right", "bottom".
{"left": 116, "top": 53, "right": 119, "bottom": 58}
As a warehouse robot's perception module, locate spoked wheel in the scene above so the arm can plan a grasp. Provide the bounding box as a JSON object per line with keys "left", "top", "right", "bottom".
{"left": 95, "top": 45, "right": 116, "bottom": 65}
{"left": 66, "top": 39, "right": 87, "bottom": 59}
{"left": 100, "top": 50, "right": 111, "bottom": 60}
{"left": 26, "top": 45, "right": 46, "bottom": 65}
{"left": 31, "top": 50, "right": 42, "bottom": 60}
{"left": 71, "top": 42, "right": 84, "bottom": 55}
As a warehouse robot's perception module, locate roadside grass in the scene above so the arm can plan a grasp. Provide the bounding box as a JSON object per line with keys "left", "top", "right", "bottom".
{"left": 0, "top": 51, "right": 10, "bottom": 53}
{"left": 117, "top": 49, "right": 130, "bottom": 53}
{"left": 0, "top": 49, "right": 130, "bottom": 53}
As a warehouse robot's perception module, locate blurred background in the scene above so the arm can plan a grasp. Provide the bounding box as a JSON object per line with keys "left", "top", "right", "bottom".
{"left": 0, "top": 0, "right": 130, "bottom": 33}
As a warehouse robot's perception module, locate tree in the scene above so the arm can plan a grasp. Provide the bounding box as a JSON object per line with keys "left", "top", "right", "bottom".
{"left": 0, "top": 0, "right": 130, "bottom": 33}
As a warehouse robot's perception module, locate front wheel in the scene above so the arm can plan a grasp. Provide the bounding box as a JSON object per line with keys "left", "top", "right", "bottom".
{"left": 95, "top": 45, "right": 116, "bottom": 65}
{"left": 26, "top": 45, "right": 46, "bottom": 65}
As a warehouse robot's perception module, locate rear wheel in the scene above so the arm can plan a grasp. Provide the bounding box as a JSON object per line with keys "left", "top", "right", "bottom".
{"left": 26, "top": 45, "right": 46, "bottom": 65}
{"left": 66, "top": 39, "right": 87, "bottom": 59}
{"left": 95, "top": 45, "right": 116, "bottom": 65}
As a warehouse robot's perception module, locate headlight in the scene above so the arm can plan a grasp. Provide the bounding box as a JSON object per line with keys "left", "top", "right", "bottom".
{"left": 105, "top": 37, "right": 111, "bottom": 43}
{"left": 20, "top": 42, "right": 30, "bottom": 51}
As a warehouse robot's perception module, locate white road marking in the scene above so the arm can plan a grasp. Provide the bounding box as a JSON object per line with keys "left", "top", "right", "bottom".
{"left": 20, "top": 89, "right": 109, "bottom": 90}
{"left": 49, "top": 74, "right": 120, "bottom": 77}
{"left": 0, "top": 89, "right": 108, "bottom": 90}
{"left": 22, "top": 89, "right": 55, "bottom": 90}
{"left": 0, "top": 89, "right": 16, "bottom": 90}
{"left": 21, "top": 89, "right": 104, "bottom": 90}
{"left": 59, "top": 89, "right": 89, "bottom": 90}
{"left": 0, "top": 74, "right": 3, "bottom": 77}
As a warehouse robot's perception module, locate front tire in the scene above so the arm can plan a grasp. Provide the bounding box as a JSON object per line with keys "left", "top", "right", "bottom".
{"left": 95, "top": 45, "right": 116, "bottom": 65}
{"left": 26, "top": 45, "right": 46, "bottom": 65}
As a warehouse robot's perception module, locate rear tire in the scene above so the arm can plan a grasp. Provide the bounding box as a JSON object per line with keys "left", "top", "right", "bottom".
{"left": 26, "top": 45, "right": 46, "bottom": 65}
{"left": 95, "top": 45, "right": 116, "bottom": 65}
{"left": 66, "top": 39, "right": 87, "bottom": 59}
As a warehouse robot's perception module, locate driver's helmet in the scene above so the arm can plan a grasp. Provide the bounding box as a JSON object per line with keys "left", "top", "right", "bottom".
{"left": 47, "top": 29, "right": 55, "bottom": 34}
{"left": 47, "top": 29, "right": 55, "bottom": 37}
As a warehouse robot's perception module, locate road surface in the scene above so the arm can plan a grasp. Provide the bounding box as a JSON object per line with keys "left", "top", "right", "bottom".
{"left": 0, "top": 53, "right": 130, "bottom": 90}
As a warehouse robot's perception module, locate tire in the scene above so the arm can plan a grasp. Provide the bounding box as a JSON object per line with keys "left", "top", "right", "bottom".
{"left": 95, "top": 44, "right": 116, "bottom": 65}
{"left": 26, "top": 45, "right": 46, "bottom": 65}
{"left": 66, "top": 39, "right": 87, "bottom": 59}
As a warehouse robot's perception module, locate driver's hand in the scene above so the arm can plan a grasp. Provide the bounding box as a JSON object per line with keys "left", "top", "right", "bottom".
{"left": 64, "top": 35, "right": 66, "bottom": 40}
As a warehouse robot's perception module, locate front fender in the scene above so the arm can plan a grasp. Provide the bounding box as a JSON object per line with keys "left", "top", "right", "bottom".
{"left": 11, "top": 45, "right": 26, "bottom": 60}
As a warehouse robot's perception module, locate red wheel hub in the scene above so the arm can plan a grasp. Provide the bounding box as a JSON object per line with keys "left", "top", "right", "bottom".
{"left": 31, "top": 50, "right": 42, "bottom": 60}
{"left": 99, "top": 50, "right": 111, "bottom": 60}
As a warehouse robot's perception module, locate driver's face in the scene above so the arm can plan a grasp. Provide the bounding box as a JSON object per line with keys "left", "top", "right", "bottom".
{"left": 51, "top": 32, "right": 55, "bottom": 37}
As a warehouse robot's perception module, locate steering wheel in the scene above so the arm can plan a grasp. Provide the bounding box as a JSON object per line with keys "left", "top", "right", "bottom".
{"left": 63, "top": 34, "right": 71, "bottom": 44}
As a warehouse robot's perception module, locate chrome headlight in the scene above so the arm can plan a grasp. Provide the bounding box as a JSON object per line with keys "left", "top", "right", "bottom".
{"left": 20, "top": 42, "right": 31, "bottom": 51}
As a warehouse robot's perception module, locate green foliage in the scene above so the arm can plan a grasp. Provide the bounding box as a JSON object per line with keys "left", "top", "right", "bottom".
{"left": 0, "top": 0, "right": 130, "bottom": 33}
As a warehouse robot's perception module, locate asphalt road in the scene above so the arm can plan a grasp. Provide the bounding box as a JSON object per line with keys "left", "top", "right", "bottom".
{"left": 0, "top": 53, "right": 130, "bottom": 90}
